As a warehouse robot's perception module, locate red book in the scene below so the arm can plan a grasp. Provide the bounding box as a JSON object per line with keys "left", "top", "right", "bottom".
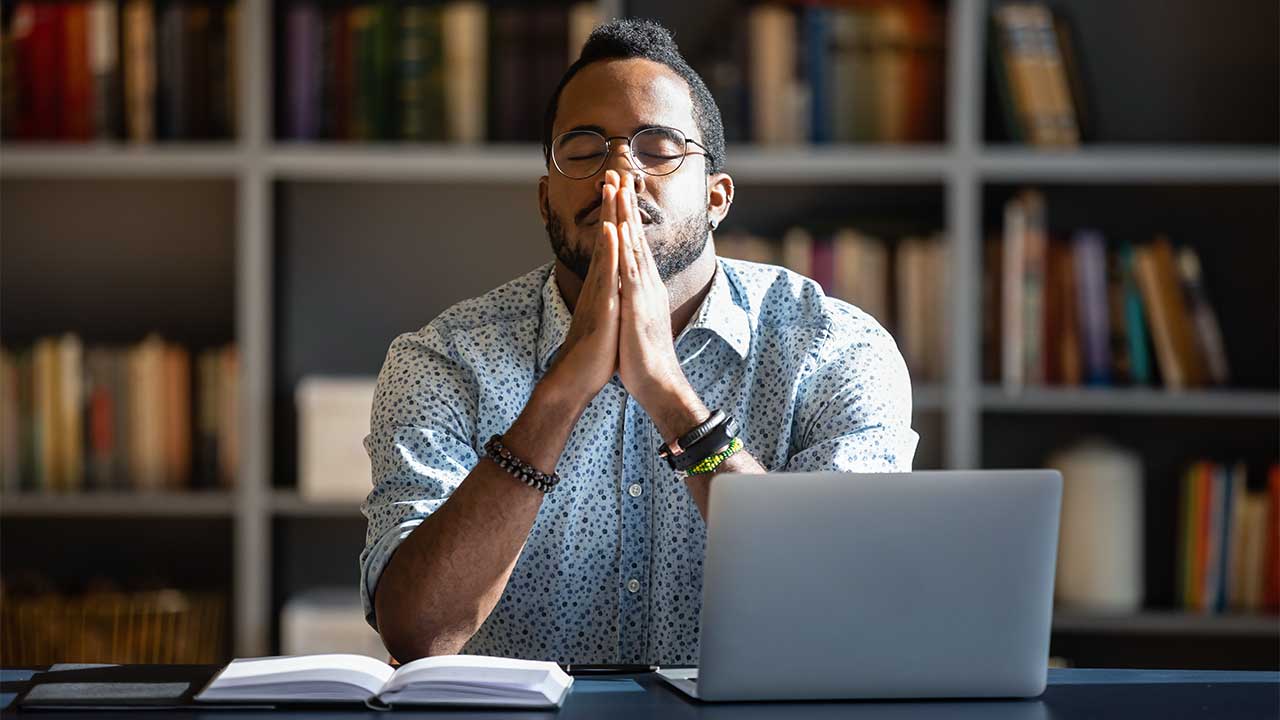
{"left": 24, "top": 5, "right": 64, "bottom": 139}
{"left": 1196, "top": 462, "right": 1213, "bottom": 612}
{"left": 61, "top": 3, "right": 93, "bottom": 139}
{"left": 810, "top": 236, "right": 834, "bottom": 296}
{"left": 1265, "top": 464, "right": 1280, "bottom": 612}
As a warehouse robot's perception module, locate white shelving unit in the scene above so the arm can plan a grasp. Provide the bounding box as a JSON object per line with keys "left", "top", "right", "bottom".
{"left": 1053, "top": 611, "right": 1280, "bottom": 638}
{"left": 0, "top": 492, "right": 238, "bottom": 518}
{"left": 2, "top": 0, "right": 1277, "bottom": 659}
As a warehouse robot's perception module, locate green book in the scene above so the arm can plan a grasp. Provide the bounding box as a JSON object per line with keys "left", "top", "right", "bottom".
{"left": 351, "top": 4, "right": 394, "bottom": 140}
{"left": 1119, "top": 242, "right": 1153, "bottom": 385}
{"left": 399, "top": 4, "right": 445, "bottom": 141}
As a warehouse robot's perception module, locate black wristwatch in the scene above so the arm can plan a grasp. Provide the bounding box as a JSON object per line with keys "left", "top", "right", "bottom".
{"left": 658, "top": 412, "right": 739, "bottom": 472}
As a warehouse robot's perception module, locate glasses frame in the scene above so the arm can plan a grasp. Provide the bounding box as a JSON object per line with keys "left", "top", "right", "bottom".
{"left": 549, "top": 126, "right": 713, "bottom": 180}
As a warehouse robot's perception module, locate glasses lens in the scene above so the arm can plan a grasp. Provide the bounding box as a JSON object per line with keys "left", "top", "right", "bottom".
{"left": 553, "top": 131, "right": 606, "bottom": 178}
{"left": 632, "top": 127, "right": 687, "bottom": 176}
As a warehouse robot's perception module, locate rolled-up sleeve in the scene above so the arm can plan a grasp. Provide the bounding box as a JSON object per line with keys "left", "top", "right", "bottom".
{"left": 359, "top": 326, "right": 479, "bottom": 632}
{"left": 783, "top": 307, "right": 919, "bottom": 473}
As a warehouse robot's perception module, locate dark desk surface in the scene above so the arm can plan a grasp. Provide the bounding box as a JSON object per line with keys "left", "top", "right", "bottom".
{"left": 3, "top": 667, "right": 1277, "bottom": 719}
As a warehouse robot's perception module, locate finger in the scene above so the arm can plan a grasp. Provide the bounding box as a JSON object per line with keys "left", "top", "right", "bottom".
{"left": 618, "top": 172, "right": 638, "bottom": 225}
{"left": 622, "top": 186, "right": 647, "bottom": 277}
{"left": 601, "top": 179, "right": 618, "bottom": 230}
{"left": 618, "top": 218, "right": 639, "bottom": 291}
{"left": 637, "top": 217, "right": 659, "bottom": 281}
{"left": 600, "top": 220, "right": 620, "bottom": 294}
{"left": 589, "top": 191, "right": 614, "bottom": 266}
{"left": 627, "top": 179, "right": 645, "bottom": 244}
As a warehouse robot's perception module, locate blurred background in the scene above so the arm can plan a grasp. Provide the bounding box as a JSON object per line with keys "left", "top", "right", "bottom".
{"left": 1, "top": 0, "right": 1276, "bottom": 670}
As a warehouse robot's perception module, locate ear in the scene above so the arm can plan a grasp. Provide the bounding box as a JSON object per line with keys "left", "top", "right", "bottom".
{"left": 537, "top": 175, "right": 550, "bottom": 225}
{"left": 707, "top": 172, "right": 734, "bottom": 229}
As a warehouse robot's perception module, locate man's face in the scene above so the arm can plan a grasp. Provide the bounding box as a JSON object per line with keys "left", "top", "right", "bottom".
{"left": 541, "top": 58, "right": 710, "bottom": 283}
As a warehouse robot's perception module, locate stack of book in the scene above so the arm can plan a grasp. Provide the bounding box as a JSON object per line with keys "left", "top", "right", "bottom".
{"left": 699, "top": 0, "right": 945, "bottom": 145}
{"left": 0, "top": 334, "right": 239, "bottom": 494}
{"left": 718, "top": 228, "right": 947, "bottom": 382}
{"left": 1, "top": 0, "right": 240, "bottom": 142}
{"left": 1178, "top": 462, "right": 1279, "bottom": 615}
{"left": 989, "top": 190, "right": 1231, "bottom": 392}
{"left": 278, "top": 0, "right": 599, "bottom": 142}
{"left": 988, "top": 1, "right": 1089, "bottom": 146}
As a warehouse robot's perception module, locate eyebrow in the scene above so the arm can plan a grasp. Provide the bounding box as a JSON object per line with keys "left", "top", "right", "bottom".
{"left": 562, "top": 123, "right": 671, "bottom": 137}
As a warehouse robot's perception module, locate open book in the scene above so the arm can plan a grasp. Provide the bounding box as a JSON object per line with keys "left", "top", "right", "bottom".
{"left": 194, "top": 654, "right": 574, "bottom": 709}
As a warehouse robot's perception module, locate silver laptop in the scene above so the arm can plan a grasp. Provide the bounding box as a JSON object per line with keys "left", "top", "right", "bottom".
{"left": 657, "top": 470, "right": 1062, "bottom": 702}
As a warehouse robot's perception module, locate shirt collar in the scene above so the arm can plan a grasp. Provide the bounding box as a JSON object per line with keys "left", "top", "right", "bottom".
{"left": 536, "top": 258, "right": 752, "bottom": 374}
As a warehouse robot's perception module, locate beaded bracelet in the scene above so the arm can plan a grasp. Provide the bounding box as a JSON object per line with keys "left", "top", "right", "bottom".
{"left": 484, "top": 434, "right": 561, "bottom": 493}
{"left": 685, "top": 436, "right": 744, "bottom": 476}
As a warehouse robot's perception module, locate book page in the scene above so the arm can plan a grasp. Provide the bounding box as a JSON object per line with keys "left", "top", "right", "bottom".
{"left": 384, "top": 655, "right": 548, "bottom": 692}
{"left": 201, "top": 654, "right": 393, "bottom": 700}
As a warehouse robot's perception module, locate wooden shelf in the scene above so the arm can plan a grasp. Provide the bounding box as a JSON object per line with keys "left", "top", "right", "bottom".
{"left": 1053, "top": 610, "right": 1280, "bottom": 637}
{"left": 0, "top": 491, "right": 237, "bottom": 517}
{"left": 0, "top": 144, "right": 244, "bottom": 178}
{"left": 982, "top": 386, "right": 1280, "bottom": 417}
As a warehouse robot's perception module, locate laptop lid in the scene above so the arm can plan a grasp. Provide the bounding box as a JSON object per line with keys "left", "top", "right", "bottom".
{"left": 695, "top": 470, "right": 1062, "bottom": 701}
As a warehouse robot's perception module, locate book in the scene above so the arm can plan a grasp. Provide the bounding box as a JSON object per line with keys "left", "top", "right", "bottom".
{"left": 156, "top": 0, "right": 188, "bottom": 140}
{"left": 1175, "top": 245, "right": 1230, "bottom": 386}
{"left": 194, "top": 654, "right": 573, "bottom": 709}
{"left": 1267, "top": 465, "right": 1280, "bottom": 611}
{"left": 285, "top": 0, "right": 323, "bottom": 140}
{"left": 61, "top": 3, "right": 93, "bottom": 140}
{"left": 748, "top": 3, "right": 799, "bottom": 145}
{"left": 487, "top": 3, "right": 525, "bottom": 143}
{"left": 1118, "top": 242, "right": 1153, "bottom": 385}
{"left": 442, "top": 0, "right": 487, "bottom": 144}
{"left": 991, "top": 2, "right": 1081, "bottom": 146}
{"left": 123, "top": 0, "right": 156, "bottom": 141}
{"left": 1072, "top": 229, "right": 1109, "bottom": 384}
{"left": 398, "top": 2, "right": 445, "bottom": 141}
{"left": 1000, "top": 193, "right": 1027, "bottom": 391}
{"left": 87, "top": 0, "right": 120, "bottom": 139}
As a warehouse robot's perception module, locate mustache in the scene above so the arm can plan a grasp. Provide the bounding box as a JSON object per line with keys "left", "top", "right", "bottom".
{"left": 575, "top": 196, "right": 664, "bottom": 225}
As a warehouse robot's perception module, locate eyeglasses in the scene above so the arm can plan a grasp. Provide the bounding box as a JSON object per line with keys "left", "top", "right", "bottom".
{"left": 550, "top": 126, "right": 711, "bottom": 180}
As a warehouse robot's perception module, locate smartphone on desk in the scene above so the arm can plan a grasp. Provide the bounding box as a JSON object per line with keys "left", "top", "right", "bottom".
{"left": 563, "top": 664, "right": 659, "bottom": 676}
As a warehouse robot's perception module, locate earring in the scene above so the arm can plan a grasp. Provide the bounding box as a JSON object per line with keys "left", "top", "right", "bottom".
{"left": 709, "top": 219, "right": 719, "bottom": 231}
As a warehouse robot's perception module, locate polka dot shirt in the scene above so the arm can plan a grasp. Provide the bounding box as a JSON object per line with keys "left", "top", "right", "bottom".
{"left": 360, "top": 256, "right": 918, "bottom": 664}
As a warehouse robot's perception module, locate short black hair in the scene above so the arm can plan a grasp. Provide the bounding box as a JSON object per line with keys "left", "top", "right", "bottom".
{"left": 541, "top": 18, "right": 727, "bottom": 175}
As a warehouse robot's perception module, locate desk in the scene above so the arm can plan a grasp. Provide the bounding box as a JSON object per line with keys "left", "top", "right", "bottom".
{"left": 3, "top": 667, "right": 1277, "bottom": 718}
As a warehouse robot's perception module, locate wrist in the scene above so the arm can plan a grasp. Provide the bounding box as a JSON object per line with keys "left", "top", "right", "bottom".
{"left": 538, "top": 364, "right": 595, "bottom": 417}
{"left": 648, "top": 381, "right": 710, "bottom": 446}
{"left": 505, "top": 374, "right": 589, "bottom": 474}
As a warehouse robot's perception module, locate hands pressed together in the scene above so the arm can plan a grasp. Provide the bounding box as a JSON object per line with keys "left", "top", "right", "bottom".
{"left": 548, "top": 169, "right": 697, "bottom": 425}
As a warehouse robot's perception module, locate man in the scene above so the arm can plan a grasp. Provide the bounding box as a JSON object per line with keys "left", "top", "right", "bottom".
{"left": 361, "top": 18, "right": 918, "bottom": 666}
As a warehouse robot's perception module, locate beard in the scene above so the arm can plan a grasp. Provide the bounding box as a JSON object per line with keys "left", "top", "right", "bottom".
{"left": 546, "top": 205, "right": 709, "bottom": 284}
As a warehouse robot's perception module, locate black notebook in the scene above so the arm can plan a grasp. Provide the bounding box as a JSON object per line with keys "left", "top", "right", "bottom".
{"left": 18, "top": 664, "right": 272, "bottom": 711}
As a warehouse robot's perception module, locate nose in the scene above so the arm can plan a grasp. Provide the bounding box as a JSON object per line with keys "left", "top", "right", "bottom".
{"left": 595, "top": 140, "right": 647, "bottom": 196}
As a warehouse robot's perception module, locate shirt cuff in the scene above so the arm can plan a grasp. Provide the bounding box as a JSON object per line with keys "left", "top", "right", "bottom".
{"left": 359, "top": 517, "right": 426, "bottom": 633}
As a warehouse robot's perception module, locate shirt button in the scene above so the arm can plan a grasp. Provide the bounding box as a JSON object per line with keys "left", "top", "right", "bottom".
{"left": 626, "top": 578, "right": 640, "bottom": 593}
{"left": 628, "top": 483, "right": 643, "bottom": 498}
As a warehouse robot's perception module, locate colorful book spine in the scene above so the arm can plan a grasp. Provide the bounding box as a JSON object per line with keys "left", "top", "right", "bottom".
{"left": 802, "top": 5, "right": 831, "bottom": 143}
{"left": 285, "top": 0, "right": 322, "bottom": 140}
{"left": 87, "top": 0, "right": 120, "bottom": 139}
{"left": 124, "top": 0, "right": 156, "bottom": 142}
{"left": 1072, "top": 229, "right": 1110, "bottom": 385}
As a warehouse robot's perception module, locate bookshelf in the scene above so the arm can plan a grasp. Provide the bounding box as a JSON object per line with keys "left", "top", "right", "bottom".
{"left": 0, "top": 491, "right": 236, "bottom": 517}
{"left": 1, "top": 0, "right": 1277, "bottom": 669}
